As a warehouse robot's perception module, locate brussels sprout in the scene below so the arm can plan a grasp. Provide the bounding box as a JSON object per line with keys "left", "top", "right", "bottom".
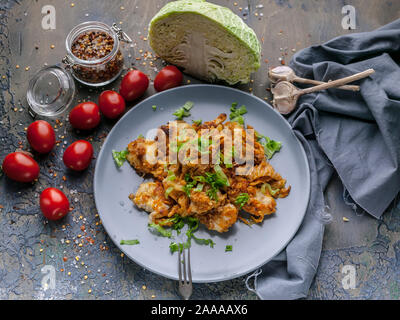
{"left": 149, "top": 0, "right": 261, "bottom": 85}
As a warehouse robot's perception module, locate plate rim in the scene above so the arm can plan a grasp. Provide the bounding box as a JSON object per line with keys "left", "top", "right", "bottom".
{"left": 93, "top": 84, "right": 311, "bottom": 283}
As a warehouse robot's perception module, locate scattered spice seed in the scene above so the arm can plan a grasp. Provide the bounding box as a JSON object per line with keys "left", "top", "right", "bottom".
{"left": 343, "top": 217, "right": 350, "bottom": 222}
{"left": 50, "top": 44, "right": 55, "bottom": 49}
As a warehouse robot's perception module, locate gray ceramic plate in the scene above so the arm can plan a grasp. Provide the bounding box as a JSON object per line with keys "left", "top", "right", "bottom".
{"left": 94, "top": 84, "right": 310, "bottom": 283}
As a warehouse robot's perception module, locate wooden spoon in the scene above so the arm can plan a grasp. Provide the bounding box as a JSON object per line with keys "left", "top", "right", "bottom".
{"left": 269, "top": 66, "right": 360, "bottom": 91}
{"left": 271, "top": 69, "right": 375, "bottom": 114}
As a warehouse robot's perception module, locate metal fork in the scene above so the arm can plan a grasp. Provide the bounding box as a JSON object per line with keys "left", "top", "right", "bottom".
{"left": 178, "top": 246, "right": 193, "bottom": 300}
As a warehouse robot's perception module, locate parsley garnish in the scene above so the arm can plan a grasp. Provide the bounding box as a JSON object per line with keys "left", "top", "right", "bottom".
{"left": 202, "top": 165, "right": 230, "bottom": 201}
{"left": 229, "top": 103, "right": 247, "bottom": 125}
{"left": 173, "top": 101, "right": 194, "bottom": 120}
{"left": 235, "top": 193, "right": 250, "bottom": 208}
{"left": 192, "top": 119, "right": 202, "bottom": 125}
{"left": 120, "top": 239, "right": 140, "bottom": 245}
{"left": 165, "top": 216, "right": 215, "bottom": 253}
{"left": 112, "top": 149, "right": 129, "bottom": 167}
{"left": 183, "top": 174, "right": 197, "bottom": 197}
{"left": 225, "top": 245, "right": 233, "bottom": 252}
{"left": 152, "top": 105, "right": 157, "bottom": 111}
{"left": 148, "top": 223, "right": 173, "bottom": 238}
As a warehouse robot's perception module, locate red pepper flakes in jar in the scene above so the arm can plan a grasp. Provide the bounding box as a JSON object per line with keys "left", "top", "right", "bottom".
{"left": 64, "top": 22, "right": 132, "bottom": 87}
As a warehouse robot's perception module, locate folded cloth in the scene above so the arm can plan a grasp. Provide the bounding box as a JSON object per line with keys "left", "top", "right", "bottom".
{"left": 246, "top": 19, "right": 400, "bottom": 299}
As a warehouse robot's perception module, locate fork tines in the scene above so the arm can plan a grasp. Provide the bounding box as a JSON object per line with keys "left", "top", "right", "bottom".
{"left": 178, "top": 246, "right": 193, "bottom": 300}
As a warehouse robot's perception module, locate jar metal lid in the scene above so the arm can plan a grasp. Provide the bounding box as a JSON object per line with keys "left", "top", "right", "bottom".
{"left": 26, "top": 65, "right": 75, "bottom": 118}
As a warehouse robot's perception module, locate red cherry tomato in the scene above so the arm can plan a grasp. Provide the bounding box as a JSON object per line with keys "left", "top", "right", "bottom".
{"left": 2, "top": 152, "right": 40, "bottom": 183}
{"left": 63, "top": 140, "right": 94, "bottom": 171}
{"left": 119, "top": 70, "right": 149, "bottom": 101}
{"left": 98, "top": 90, "right": 126, "bottom": 119}
{"left": 154, "top": 65, "right": 183, "bottom": 92}
{"left": 40, "top": 188, "right": 70, "bottom": 221}
{"left": 69, "top": 102, "right": 101, "bottom": 130}
{"left": 27, "top": 120, "right": 56, "bottom": 153}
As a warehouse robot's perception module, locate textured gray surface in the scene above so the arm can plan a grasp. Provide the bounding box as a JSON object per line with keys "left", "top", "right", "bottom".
{"left": 0, "top": 0, "right": 399, "bottom": 300}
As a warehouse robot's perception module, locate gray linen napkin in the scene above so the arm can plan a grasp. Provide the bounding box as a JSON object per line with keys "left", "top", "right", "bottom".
{"left": 246, "top": 19, "right": 400, "bottom": 299}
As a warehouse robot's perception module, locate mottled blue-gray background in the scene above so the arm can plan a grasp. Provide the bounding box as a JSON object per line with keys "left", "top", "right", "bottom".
{"left": 0, "top": 0, "right": 399, "bottom": 299}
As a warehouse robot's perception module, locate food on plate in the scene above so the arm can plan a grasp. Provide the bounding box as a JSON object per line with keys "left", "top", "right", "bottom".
{"left": 40, "top": 188, "right": 70, "bottom": 221}
{"left": 119, "top": 70, "right": 149, "bottom": 101}
{"left": 148, "top": 0, "right": 261, "bottom": 85}
{"left": 154, "top": 65, "right": 183, "bottom": 92}
{"left": 98, "top": 90, "right": 126, "bottom": 119}
{"left": 2, "top": 152, "right": 39, "bottom": 183}
{"left": 126, "top": 111, "right": 290, "bottom": 233}
{"left": 63, "top": 140, "right": 94, "bottom": 171}
{"left": 27, "top": 120, "right": 56, "bottom": 153}
{"left": 69, "top": 102, "right": 101, "bottom": 130}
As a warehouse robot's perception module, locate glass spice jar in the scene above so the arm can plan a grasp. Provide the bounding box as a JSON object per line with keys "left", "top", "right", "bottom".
{"left": 63, "top": 21, "right": 132, "bottom": 87}
{"left": 26, "top": 21, "right": 132, "bottom": 118}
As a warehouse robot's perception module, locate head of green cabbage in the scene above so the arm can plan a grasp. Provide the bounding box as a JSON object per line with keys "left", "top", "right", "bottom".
{"left": 149, "top": 0, "right": 261, "bottom": 85}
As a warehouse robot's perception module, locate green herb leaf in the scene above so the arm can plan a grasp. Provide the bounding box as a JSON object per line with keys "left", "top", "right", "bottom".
{"left": 169, "top": 242, "right": 183, "bottom": 253}
{"left": 182, "top": 101, "right": 194, "bottom": 111}
{"left": 225, "top": 245, "right": 233, "bottom": 252}
{"left": 166, "top": 170, "right": 176, "bottom": 181}
{"left": 235, "top": 193, "right": 250, "bottom": 208}
{"left": 192, "top": 235, "right": 215, "bottom": 248}
{"left": 120, "top": 239, "right": 140, "bottom": 245}
{"left": 148, "top": 223, "right": 173, "bottom": 238}
{"left": 112, "top": 149, "right": 129, "bottom": 167}
{"left": 152, "top": 105, "right": 157, "bottom": 111}
{"left": 173, "top": 101, "right": 194, "bottom": 120}
{"left": 229, "top": 104, "right": 247, "bottom": 125}
{"left": 192, "top": 119, "right": 202, "bottom": 125}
